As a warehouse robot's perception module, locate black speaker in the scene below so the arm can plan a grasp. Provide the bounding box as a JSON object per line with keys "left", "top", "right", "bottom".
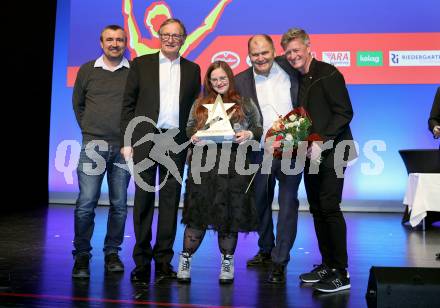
{"left": 366, "top": 266, "right": 440, "bottom": 308}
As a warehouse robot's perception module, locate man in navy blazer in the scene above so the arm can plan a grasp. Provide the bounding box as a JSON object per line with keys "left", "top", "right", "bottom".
{"left": 121, "top": 19, "right": 201, "bottom": 282}
{"left": 235, "top": 34, "right": 302, "bottom": 284}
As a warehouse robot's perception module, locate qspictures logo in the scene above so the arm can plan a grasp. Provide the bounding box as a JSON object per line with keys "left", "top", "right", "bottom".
{"left": 389, "top": 50, "right": 440, "bottom": 66}
{"left": 357, "top": 51, "right": 383, "bottom": 66}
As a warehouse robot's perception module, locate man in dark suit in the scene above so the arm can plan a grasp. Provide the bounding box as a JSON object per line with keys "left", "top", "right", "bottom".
{"left": 120, "top": 18, "right": 201, "bottom": 282}
{"left": 429, "top": 87, "right": 440, "bottom": 140}
{"left": 281, "top": 28, "right": 356, "bottom": 293}
{"left": 235, "top": 35, "right": 302, "bottom": 284}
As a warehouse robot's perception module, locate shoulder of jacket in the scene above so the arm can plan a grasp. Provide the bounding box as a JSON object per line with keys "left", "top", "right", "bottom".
{"left": 134, "top": 52, "right": 158, "bottom": 63}
{"left": 314, "top": 59, "right": 339, "bottom": 76}
{"left": 181, "top": 57, "right": 200, "bottom": 70}
{"left": 235, "top": 67, "right": 253, "bottom": 81}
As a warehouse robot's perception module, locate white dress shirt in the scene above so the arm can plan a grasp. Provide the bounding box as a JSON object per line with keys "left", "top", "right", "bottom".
{"left": 157, "top": 51, "right": 181, "bottom": 129}
{"left": 254, "top": 62, "right": 292, "bottom": 144}
{"left": 94, "top": 55, "right": 130, "bottom": 72}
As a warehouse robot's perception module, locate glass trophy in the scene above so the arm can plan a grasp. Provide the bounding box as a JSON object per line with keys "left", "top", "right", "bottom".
{"left": 195, "top": 94, "right": 236, "bottom": 143}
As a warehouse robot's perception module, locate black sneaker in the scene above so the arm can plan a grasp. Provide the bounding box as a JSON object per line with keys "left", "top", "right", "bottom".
{"left": 105, "top": 253, "right": 124, "bottom": 272}
{"left": 299, "top": 264, "right": 330, "bottom": 283}
{"left": 246, "top": 251, "right": 272, "bottom": 267}
{"left": 313, "top": 269, "right": 350, "bottom": 293}
{"left": 155, "top": 262, "right": 177, "bottom": 282}
{"left": 130, "top": 265, "right": 151, "bottom": 283}
{"left": 72, "top": 254, "right": 90, "bottom": 278}
{"left": 267, "top": 263, "right": 286, "bottom": 284}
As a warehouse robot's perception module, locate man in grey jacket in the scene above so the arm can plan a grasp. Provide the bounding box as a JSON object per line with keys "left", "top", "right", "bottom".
{"left": 72, "top": 25, "right": 131, "bottom": 278}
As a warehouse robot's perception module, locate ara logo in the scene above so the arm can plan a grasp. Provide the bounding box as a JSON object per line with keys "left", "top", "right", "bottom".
{"left": 211, "top": 51, "right": 241, "bottom": 69}
{"left": 322, "top": 51, "right": 351, "bottom": 67}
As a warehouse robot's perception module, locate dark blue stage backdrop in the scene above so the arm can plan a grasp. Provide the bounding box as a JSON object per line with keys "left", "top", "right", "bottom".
{"left": 49, "top": 0, "right": 440, "bottom": 205}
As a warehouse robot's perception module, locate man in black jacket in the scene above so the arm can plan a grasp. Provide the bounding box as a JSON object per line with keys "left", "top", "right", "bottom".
{"left": 235, "top": 35, "right": 302, "bottom": 284}
{"left": 281, "top": 28, "right": 356, "bottom": 293}
{"left": 428, "top": 87, "right": 440, "bottom": 140}
{"left": 121, "top": 18, "right": 200, "bottom": 282}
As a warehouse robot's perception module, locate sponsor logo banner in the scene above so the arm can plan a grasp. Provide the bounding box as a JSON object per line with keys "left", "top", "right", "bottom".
{"left": 322, "top": 51, "right": 351, "bottom": 67}
{"left": 357, "top": 51, "right": 383, "bottom": 66}
{"left": 68, "top": 33, "right": 440, "bottom": 86}
{"left": 389, "top": 50, "right": 440, "bottom": 66}
{"left": 211, "top": 51, "right": 240, "bottom": 69}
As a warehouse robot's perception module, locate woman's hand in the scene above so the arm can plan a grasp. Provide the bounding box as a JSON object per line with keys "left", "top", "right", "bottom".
{"left": 190, "top": 135, "right": 202, "bottom": 145}
{"left": 235, "top": 130, "right": 252, "bottom": 143}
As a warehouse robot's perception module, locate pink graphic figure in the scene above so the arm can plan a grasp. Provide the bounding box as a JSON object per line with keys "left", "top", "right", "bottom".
{"left": 123, "top": 0, "right": 232, "bottom": 58}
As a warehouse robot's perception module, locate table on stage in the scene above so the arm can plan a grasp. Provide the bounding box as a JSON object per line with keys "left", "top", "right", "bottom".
{"left": 403, "top": 173, "right": 440, "bottom": 228}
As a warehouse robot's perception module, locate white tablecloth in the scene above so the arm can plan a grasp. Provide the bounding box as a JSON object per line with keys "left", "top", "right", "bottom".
{"left": 403, "top": 173, "right": 440, "bottom": 227}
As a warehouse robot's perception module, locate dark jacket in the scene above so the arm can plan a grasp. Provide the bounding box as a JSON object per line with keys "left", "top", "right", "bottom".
{"left": 120, "top": 52, "right": 201, "bottom": 162}
{"left": 300, "top": 59, "right": 356, "bottom": 165}
{"left": 428, "top": 87, "right": 440, "bottom": 133}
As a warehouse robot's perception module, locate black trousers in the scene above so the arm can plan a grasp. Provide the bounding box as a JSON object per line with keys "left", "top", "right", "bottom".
{"left": 132, "top": 149, "right": 186, "bottom": 268}
{"left": 304, "top": 159, "right": 348, "bottom": 270}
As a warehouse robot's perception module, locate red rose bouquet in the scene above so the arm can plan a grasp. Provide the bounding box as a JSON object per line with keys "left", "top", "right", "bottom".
{"left": 265, "top": 107, "right": 321, "bottom": 158}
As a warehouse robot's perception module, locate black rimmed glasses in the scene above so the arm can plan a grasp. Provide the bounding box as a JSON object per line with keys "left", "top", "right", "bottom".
{"left": 210, "top": 76, "right": 228, "bottom": 84}
{"left": 159, "top": 33, "right": 184, "bottom": 41}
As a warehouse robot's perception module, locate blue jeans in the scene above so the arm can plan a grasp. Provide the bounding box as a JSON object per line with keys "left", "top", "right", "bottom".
{"left": 73, "top": 142, "right": 131, "bottom": 257}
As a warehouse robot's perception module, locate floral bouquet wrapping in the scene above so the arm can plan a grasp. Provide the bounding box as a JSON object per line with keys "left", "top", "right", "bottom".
{"left": 265, "top": 107, "right": 321, "bottom": 158}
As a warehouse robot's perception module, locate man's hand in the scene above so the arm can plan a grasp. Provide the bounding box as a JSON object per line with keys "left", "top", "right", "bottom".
{"left": 271, "top": 118, "right": 284, "bottom": 131}
{"left": 433, "top": 125, "right": 440, "bottom": 138}
{"left": 308, "top": 142, "right": 323, "bottom": 164}
{"left": 121, "top": 146, "right": 133, "bottom": 161}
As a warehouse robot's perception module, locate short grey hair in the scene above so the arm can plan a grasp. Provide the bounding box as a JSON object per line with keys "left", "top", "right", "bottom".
{"left": 281, "top": 28, "right": 310, "bottom": 49}
{"left": 158, "top": 18, "right": 187, "bottom": 38}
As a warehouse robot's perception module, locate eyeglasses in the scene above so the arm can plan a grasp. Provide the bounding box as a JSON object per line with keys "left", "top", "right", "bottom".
{"left": 159, "top": 33, "right": 184, "bottom": 41}
{"left": 210, "top": 76, "right": 228, "bottom": 84}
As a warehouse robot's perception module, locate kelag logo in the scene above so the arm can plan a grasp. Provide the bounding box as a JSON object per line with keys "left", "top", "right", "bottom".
{"left": 211, "top": 51, "right": 241, "bottom": 69}
{"left": 357, "top": 51, "right": 383, "bottom": 66}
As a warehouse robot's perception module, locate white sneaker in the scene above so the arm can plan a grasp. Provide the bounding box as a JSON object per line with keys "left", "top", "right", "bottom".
{"left": 177, "top": 252, "right": 192, "bottom": 283}
{"left": 219, "top": 254, "right": 234, "bottom": 284}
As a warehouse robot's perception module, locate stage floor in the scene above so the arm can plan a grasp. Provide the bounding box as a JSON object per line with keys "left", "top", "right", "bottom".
{"left": 1, "top": 204, "right": 439, "bottom": 307}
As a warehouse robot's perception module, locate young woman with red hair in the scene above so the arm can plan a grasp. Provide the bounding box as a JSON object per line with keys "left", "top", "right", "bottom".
{"left": 177, "top": 61, "right": 262, "bottom": 284}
